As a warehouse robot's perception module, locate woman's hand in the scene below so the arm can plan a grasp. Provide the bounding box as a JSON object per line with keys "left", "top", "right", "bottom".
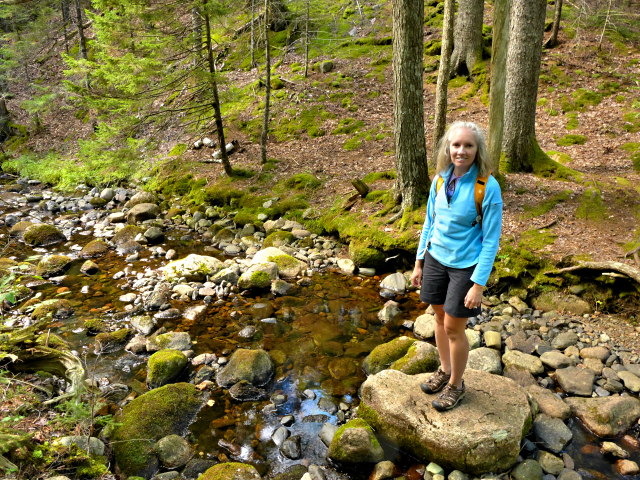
{"left": 464, "top": 283, "right": 483, "bottom": 310}
{"left": 410, "top": 264, "right": 423, "bottom": 288}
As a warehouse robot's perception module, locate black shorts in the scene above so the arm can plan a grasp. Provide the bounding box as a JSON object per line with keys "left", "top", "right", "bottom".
{"left": 419, "top": 250, "right": 481, "bottom": 318}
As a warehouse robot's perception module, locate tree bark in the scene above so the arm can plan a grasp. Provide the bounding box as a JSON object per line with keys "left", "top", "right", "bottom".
{"left": 392, "top": 0, "right": 430, "bottom": 209}
{"left": 74, "top": 0, "right": 87, "bottom": 60}
{"left": 61, "top": 0, "right": 70, "bottom": 54}
{"left": 304, "top": 0, "right": 309, "bottom": 77}
{"left": 204, "top": 0, "right": 233, "bottom": 176}
{"left": 261, "top": 0, "right": 270, "bottom": 164}
{"left": 449, "top": 0, "right": 484, "bottom": 78}
{"left": 250, "top": 0, "right": 256, "bottom": 68}
{"left": 502, "top": 0, "right": 547, "bottom": 172}
{"left": 431, "top": 0, "right": 455, "bottom": 163}
{"left": 544, "top": 0, "right": 563, "bottom": 48}
{"left": 487, "top": 0, "right": 511, "bottom": 174}
{"left": 192, "top": 6, "right": 203, "bottom": 67}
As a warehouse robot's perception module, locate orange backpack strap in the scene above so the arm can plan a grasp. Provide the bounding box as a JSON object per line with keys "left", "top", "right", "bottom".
{"left": 435, "top": 175, "right": 444, "bottom": 193}
{"left": 474, "top": 174, "right": 491, "bottom": 226}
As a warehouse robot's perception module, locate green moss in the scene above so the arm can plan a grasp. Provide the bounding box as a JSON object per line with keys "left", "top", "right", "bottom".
{"left": 557, "top": 134, "right": 587, "bottom": 146}
{"left": 362, "top": 336, "right": 417, "bottom": 375}
{"left": 616, "top": 95, "right": 626, "bottom": 103}
{"left": 449, "top": 76, "right": 468, "bottom": 88}
{"left": 522, "top": 190, "right": 572, "bottom": 219}
{"left": 23, "top": 224, "right": 65, "bottom": 246}
{"left": 263, "top": 230, "right": 296, "bottom": 247}
{"left": 284, "top": 173, "right": 321, "bottom": 189}
{"left": 349, "top": 240, "right": 386, "bottom": 268}
{"left": 168, "top": 143, "right": 188, "bottom": 157}
{"left": 599, "top": 81, "right": 622, "bottom": 96}
{"left": 528, "top": 142, "right": 583, "bottom": 182}
{"left": 250, "top": 271, "right": 271, "bottom": 288}
{"left": 198, "top": 463, "right": 261, "bottom": 480}
{"left": 96, "top": 328, "right": 131, "bottom": 345}
{"left": 35, "top": 255, "right": 71, "bottom": 278}
{"left": 233, "top": 210, "right": 254, "bottom": 226}
{"left": 110, "top": 384, "right": 202, "bottom": 478}
{"left": 489, "top": 244, "right": 550, "bottom": 285}
{"left": 343, "top": 137, "right": 362, "bottom": 151}
{"left": 620, "top": 142, "right": 640, "bottom": 153}
{"left": 272, "top": 107, "right": 331, "bottom": 141}
{"left": 537, "top": 98, "right": 548, "bottom": 107}
{"left": 147, "top": 349, "right": 188, "bottom": 389}
{"left": 332, "top": 118, "right": 365, "bottom": 135}
{"left": 84, "top": 318, "right": 107, "bottom": 335}
{"left": 576, "top": 188, "right": 607, "bottom": 221}
{"left": 565, "top": 88, "right": 603, "bottom": 111}
{"left": 518, "top": 228, "right": 557, "bottom": 251}
{"left": 112, "top": 225, "right": 145, "bottom": 245}
{"left": 546, "top": 150, "right": 572, "bottom": 164}
{"left": 268, "top": 254, "right": 300, "bottom": 272}
{"left": 363, "top": 171, "right": 397, "bottom": 183}
{"left": 565, "top": 112, "right": 579, "bottom": 131}
{"left": 31, "top": 299, "right": 73, "bottom": 320}
{"left": 424, "top": 39, "right": 442, "bottom": 56}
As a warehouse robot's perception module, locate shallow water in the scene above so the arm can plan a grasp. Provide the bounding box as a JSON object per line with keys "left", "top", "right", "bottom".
{"left": 1, "top": 179, "right": 638, "bottom": 479}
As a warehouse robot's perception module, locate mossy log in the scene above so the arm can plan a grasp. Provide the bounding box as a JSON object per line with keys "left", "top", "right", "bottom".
{"left": 548, "top": 261, "right": 640, "bottom": 284}
{"left": 351, "top": 178, "right": 370, "bottom": 198}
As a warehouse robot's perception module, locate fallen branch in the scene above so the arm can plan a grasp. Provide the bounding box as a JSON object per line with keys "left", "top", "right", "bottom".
{"left": 546, "top": 261, "right": 640, "bottom": 284}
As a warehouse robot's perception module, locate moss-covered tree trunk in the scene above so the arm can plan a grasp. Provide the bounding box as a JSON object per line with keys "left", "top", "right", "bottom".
{"left": 487, "top": 0, "right": 511, "bottom": 174}
{"left": 261, "top": 0, "right": 271, "bottom": 164}
{"left": 204, "top": 0, "right": 233, "bottom": 176}
{"left": 392, "top": 0, "right": 430, "bottom": 209}
{"left": 73, "top": 0, "right": 87, "bottom": 60}
{"left": 544, "top": 0, "right": 563, "bottom": 48}
{"left": 502, "top": 0, "right": 547, "bottom": 172}
{"left": 431, "top": 0, "right": 455, "bottom": 164}
{"left": 449, "top": 0, "right": 484, "bottom": 78}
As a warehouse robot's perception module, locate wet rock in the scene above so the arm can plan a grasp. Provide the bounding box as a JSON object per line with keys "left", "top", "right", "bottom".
{"left": 380, "top": 273, "right": 407, "bottom": 294}
{"left": 555, "top": 366, "right": 595, "bottom": 396}
{"left": 316, "top": 423, "right": 339, "bottom": 450}
{"left": 181, "top": 458, "right": 218, "bottom": 480}
{"left": 327, "top": 419, "right": 383, "bottom": 464}
{"left": 84, "top": 318, "right": 107, "bottom": 335}
{"left": 211, "top": 266, "right": 240, "bottom": 285}
{"left": 117, "top": 240, "right": 142, "bottom": 255}
{"left": 502, "top": 350, "right": 544, "bottom": 375}
{"left": 197, "top": 462, "right": 261, "bottom": 480}
{"left": 32, "top": 299, "right": 74, "bottom": 320}
{"left": 272, "top": 426, "right": 290, "bottom": 447}
{"left": 124, "top": 191, "right": 157, "bottom": 208}
{"left": 337, "top": 258, "right": 356, "bottom": 274}
{"left": 414, "top": 313, "right": 436, "bottom": 339}
{"left": 271, "top": 279, "right": 294, "bottom": 296}
{"left": 238, "top": 326, "right": 261, "bottom": 340}
{"left": 527, "top": 385, "right": 571, "bottom": 420}
{"left": 378, "top": 300, "right": 401, "bottom": 323}
{"left": 533, "top": 414, "right": 573, "bottom": 454}
{"left": 251, "top": 247, "right": 306, "bottom": 278}
{"left": 80, "top": 260, "right": 99, "bottom": 274}
{"left": 511, "top": 459, "right": 543, "bottom": 480}
{"left": 154, "top": 308, "right": 181, "bottom": 320}
{"left": 537, "top": 451, "right": 564, "bottom": 475}
{"left": 110, "top": 384, "right": 203, "bottom": 479}
{"left": 237, "top": 263, "right": 278, "bottom": 289}
{"left": 216, "top": 348, "right": 274, "bottom": 387}
{"left": 126, "top": 335, "right": 147, "bottom": 354}
{"left": 362, "top": 336, "right": 416, "bottom": 375}
{"left": 194, "top": 366, "right": 216, "bottom": 384}
{"left": 36, "top": 255, "right": 71, "bottom": 278}
{"left": 272, "top": 465, "right": 308, "bottom": 480}
{"left": 144, "top": 283, "right": 172, "bottom": 311}
{"left": 533, "top": 292, "right": 591, "bottom": 315}
{"left": 565, "top": 395, "right": 640, "bottom": 437}
{"left": 601, "top": 441, "right": 629, "bottom": 458}
{"left": 228, "top": 380, "right": 267, "bottom": 401}
{"left": 112, "top": 225, "right": 144, "bottom": 244}
{"left": 616, "top": 459, "right": 640, "bottom": 475}
{"left": 370, "top": 461, "right": 399, "bottom": 480}
{"left": 23, "top": 224, "right": 66, "bottom": 246}
{"left": 131, "top": 315, "right": 155, "bottom": 336}
{"left": 95, "top": 328, "right": 132, "bottom": 354}
{"left": 467, "top": 347, "right": 502, "bottom": 375}
{"left": 144, "top": 226, "right": 164, "bottom": 244}
{"left": 389, "top": 341, "right": 440, "bottom": 375}
{"left": 318, "top": 397, "right": 338, "bottom": 414}
{"left": 146, "top": 331, "right": 192, "bottom": 353}
{"left": 155, "top": 434, "right": 192, "bottom": 468}
{"left": 164, "top": 254, "right": 223, "bottom": 282}
{"left": 541, "top": 351, "right": 575, "bottom": 370}
{"left": 9, "top": 220, "right": 33, "bottom": 238}
{"left": 281, "top": 435, "right": 302, "bottom": 459}
{"left": 359, "top": 369, "right": 532, "bottom": 474}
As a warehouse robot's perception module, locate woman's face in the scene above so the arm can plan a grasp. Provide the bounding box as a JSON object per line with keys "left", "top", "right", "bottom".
{"left": 449, "top": 127, "right": 478, "bottom": 174}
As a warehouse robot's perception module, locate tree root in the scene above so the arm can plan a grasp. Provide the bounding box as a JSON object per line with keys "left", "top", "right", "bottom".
{"left": 546, "top": 261, "right": 640, "bottom": 284}
{"left": 385, "top": 208, "right": 404, "bottom": 225}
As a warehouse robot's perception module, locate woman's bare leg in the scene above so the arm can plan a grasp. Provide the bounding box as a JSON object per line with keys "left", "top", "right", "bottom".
{"left": 431, "top": 304, "right": 450, "bottom": 374}
{"left": 444, "top": 313, "right": 469, "bottom": 388}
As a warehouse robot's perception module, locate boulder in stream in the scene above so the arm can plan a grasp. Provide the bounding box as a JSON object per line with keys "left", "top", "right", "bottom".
{"left": 35, "top": 254, "right": 71, "bottom": 278}
{"left": 112, "top": 225, "right": 144, "bottom": 245}
{"left": 216, "top": 348, "right": 274, "bottom": 387}
{"left": 197, "top": 463, "right": 261, "bottom": 480}
{"left": 358, "top": 369, "right": 532, "bottom": 475}
{"left": 327, "top": 418, "right": 384, "bottom": 464}
{"left": 23, "top": 224, "right": 66, "bottom": 246}
{"left": 237, "top": 263, "right": 279, "bottom": 290}
{"left": 564, "top": 395, "right": 640, "bottom": 437}
{"left": 9, "top": 220, "right": 33, "bottom": 238}
{"left": 251, "top": 247, "right": 306, "bottom": 278}
{"left": 164, "top": 254, "right": 224, "bottom": 282}
{"left": 146, "top": 331, "right": 192, "bottom": 353}
{"left": 147, "top": 349, "right": 188, "bottom": 389}
{"left": 80, "top": 239, "right": 109, "bottom": 258}
{"left": 95, "top": 328, "right": 132, "bottom": 354}
{"left": 124, "top": 191, "right": 157, "bottom": 208}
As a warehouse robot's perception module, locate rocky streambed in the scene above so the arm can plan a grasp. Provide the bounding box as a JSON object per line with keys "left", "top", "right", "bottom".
{"left": 1, "top": 177, "right": 640, "bottom": 480}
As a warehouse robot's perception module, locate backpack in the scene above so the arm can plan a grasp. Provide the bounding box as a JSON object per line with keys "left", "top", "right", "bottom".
{"left": 434, "top": 173, "right": 491, "bottom": 227}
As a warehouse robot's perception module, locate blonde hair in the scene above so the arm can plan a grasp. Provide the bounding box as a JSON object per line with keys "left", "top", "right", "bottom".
{"left": 435, "top": 121, "right": 490, "bottom": 177}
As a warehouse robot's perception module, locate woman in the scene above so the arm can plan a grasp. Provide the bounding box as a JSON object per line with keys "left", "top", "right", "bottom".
{"left": 410, "top": 121, "right": 503, "bottom": 411}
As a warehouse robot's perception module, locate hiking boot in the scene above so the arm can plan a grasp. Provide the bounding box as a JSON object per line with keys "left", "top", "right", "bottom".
{"left": 432, "top": 381, "right": 466, "bottom": 412}
{"left": 420, "top": 368, "right": 451, "bottom": 394}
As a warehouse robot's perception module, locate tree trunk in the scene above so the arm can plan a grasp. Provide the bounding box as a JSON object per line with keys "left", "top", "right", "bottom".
{"left": 544, "top": 0, "right": 563, "bottom": 48}
{"left": 204, "top": 0, "right": 233, "bottom": 176}
{"left": 192, "top": 6, "right": 203, "bottom": 67}
{"left": 250, "top": 0, "right": 256, "bottom": 68}
{"left": 502, "top": 0, "right": 547, "bottom": 172}
{"left": 74, "top": 0, "right": 87, "bottom": 60}
{"left": 261, "top": 0, "right": 270, "bottom": 164}
{"left": 304, "top": 0, "right": 309, "bottom": 77}
{"left": 487, "top": 0, "right": 511, "bottom": 174}
{"left": 449, "top": 0, "right": 484, "bottom": 78}
{"left": 61, "top": 0, "right": 70, "bottom": 54}
{"left": 392, "top": 0, "right": 430, "bottom": 209}
{"left": 431, "top": 0, "right": 455, "bottom": 163}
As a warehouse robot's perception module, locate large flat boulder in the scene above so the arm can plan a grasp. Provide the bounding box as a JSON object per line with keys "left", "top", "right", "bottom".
{"left": 565, "top": 395, "right": 640, "bottom": 437}
{"left": 359, "top": 369, "right": 532, "bottom": 475}
{"left": 163, "top": 254, "right": 223, "bottom": 282}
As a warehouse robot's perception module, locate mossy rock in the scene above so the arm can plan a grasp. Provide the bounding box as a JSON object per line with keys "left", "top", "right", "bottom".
{"left": 532, "top": 291, "right": 592, "bottom": 315}
{"left": 197, "top": 462, "right": 261, "bottom": 480}
{"left": 147, "top": 349, "right": 188, "bottom": 389}
{"left": 349, "top": 240, "right": 385, "bottom": 269}
{"left": 80, "top": 239, "right": 109, "bottom": 259}
{"left": 284, "top": 173, "right": 321, "bottom": 189}
{"left": 124, "top": 191, "right": 158, "bottom": 209}
{"left": 389, "top": 341, "right": 440, "bottom": 375}
{"left": 216, "top": 348, "right": 274, "bottom": 387}
{"left": 110, "top": 383, "right": 203, "bottom": 479}
{"left": 31, "top": 299, "right": 74, "bottom": 320}
{"left": 214, "top": 228, "right": 235, "bottom": 243}
{"left": 23, "top": 224, "right": 66, "bottom": 246}
{"left": 35, "top": 332, "right": 69, "bottom": 350}
{"left": 35, "top": 255, "right": 72, "bottom": 278}
{"left": 327, "top": 418, "right": 384, "bottom": 464}
{"left": 263, "top": 230, "right": 296, "bottom": 248}
{"left": 165, "top": 207, "right": 186, "bottom": 219}
{"left": 112, "top": 225, "right": 145, "bottom": 245}
{"left": 89, "top": 197, "right": 108, "bottom": 208}
{"left": 95, "top": 328, "right": 133, "bottom": 354}
{"left": 9, "top": 221, "right": 33, "bottom": 238}
{"left": 84, "top": 318, "right": 107, "bottom": 335}
{"left": 233, "top": 211, "right": 254, "bottom": 226}
{"left": 362, "top": 336, "right": 417, "bottom": 375}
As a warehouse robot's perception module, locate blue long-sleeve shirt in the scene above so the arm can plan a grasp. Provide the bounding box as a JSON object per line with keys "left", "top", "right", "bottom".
{"left": 416, "top": 163, "right": 503, "bottom": 286}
